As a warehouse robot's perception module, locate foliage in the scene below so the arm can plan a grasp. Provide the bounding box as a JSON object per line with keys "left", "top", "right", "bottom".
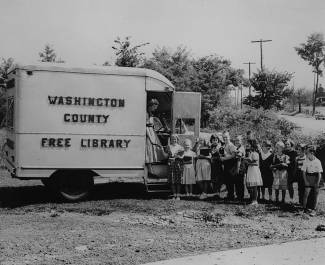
{"left": 284, "top": 87, "right": 312, "bottom": 112}
{"left": 0, "top": 58, "right": 14, "bottom": 126}
{"left": 243, "top": 69, "right": 293, "bottom": 109}
{"left": 208, "top": 106, "right": 299, "bottom": 143}
{"left": 295, "top": 33, "right": 325, "bottom": 115}
{"left": 143, "top": 46, "right": 245, "bottom": 127}
{"left": 295, "top": 33, "right": 325, "bottom": 76}
{"left": 39, "top": 44, "right": 65, "bottom": 63}
{"left": 143, "top": 46, "right": 193, "bottom": 91}
{"left": 112, "top": 36, "right": 149, "bottom": 67}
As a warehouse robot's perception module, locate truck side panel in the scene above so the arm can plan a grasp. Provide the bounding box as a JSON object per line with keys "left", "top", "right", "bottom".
{"left": 14, "top": 69, "right": 146, "bottom": 178}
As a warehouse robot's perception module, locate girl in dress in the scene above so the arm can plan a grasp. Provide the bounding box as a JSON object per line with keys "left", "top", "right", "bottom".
{"left": 210, "top": 134, "right": 223, "bottom": 197}
{"left": 181, "top": 139, "right": 197, "bottom": 197}
{"left": 259, "top": 140, "right": 274, "bottom": 202}
{"left": 195, "top": 138, "right": 211, "bottom": 200}
{"left": 245, "top": 139, "right": 263, "bottom": 205}
{"left": 271, "top": 141, "right": 290, "bottom": 204}
{"left": 167, "top": 134, "right": 184, "bottom": 200}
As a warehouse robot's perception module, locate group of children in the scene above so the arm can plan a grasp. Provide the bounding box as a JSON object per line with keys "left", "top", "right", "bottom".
{"left": 167, "top": 131, "right": 323, "bottom": 216}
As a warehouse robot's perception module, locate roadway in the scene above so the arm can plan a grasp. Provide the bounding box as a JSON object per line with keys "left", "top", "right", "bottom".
{"left": 280, "top": 114, "right": 325, "bottom": 135}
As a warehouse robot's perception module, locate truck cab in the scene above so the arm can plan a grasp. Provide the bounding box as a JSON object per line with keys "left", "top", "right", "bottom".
{"left": 3, "top": 64, "right": 201, "bottom": 200}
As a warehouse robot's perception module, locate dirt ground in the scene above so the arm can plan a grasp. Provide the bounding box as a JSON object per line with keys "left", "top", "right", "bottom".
{"left": 1, "top": 171, "right": 325, "bottom": 265}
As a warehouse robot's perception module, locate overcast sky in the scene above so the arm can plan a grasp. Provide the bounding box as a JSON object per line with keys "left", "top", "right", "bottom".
{"left": 0, "top": 0, "right": 325, "bottom": 89}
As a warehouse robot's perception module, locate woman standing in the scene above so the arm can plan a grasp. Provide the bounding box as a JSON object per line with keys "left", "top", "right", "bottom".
{"left": 145, "top": 98, "right": 167, "bottom": 163}
{"left": 167, "top": 134, "right": 184, "bottom": 200}
{"left": 245, "top": 139, "right": 263, "bottom": 205}
{"left": 210, "top": 135, "right": 224, "bottom": 197}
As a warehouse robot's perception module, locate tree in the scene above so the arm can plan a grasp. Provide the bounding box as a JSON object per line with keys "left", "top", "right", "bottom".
{"left": 190, "top": 55, "right": 245, "bottom": 126}
{"left": 0, "top": 58, "right": 14, "bottom": 126}
{"left": 295, "top": 33, "right": 325, "bottom": 115}
{"left": 39, "top": 44, "right": 65, "bottom": 63}
{"left": 112, "top": 36, "right": 149, "bottom": 67}
{"left": 144, "top": 47, "right": 245, "bottom": 127}
{"left": 143, "top": 46, "right": 193, "bottom": 91}
{"left": 295, "top": 88, "right": 311, "bottom": 113}
{"left": 243, "top": 69, "right": 293, "bottom": 109}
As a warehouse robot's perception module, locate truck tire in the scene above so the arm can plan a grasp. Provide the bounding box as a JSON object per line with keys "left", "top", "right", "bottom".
{"left": 54, "top": 171, "right": 94, "bottom": 201}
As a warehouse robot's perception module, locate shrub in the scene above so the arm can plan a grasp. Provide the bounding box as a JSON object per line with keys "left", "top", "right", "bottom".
{"left": 208, "top": 106, "right": 302, "bottom": 144}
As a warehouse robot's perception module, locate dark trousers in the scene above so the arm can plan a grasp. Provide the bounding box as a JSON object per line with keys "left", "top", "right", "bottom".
{"left": 225, "top": 172, "right": 245, "bottom": 200}
{"left": 297, "top": 170, "right": 305, "bottom": 205}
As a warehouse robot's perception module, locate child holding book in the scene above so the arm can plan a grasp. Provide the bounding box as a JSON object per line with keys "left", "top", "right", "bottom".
{"left": 167, "top": 134, "right": 184, "bottom": 200}
{"left": 195, "top": 138, "right": 211, "bottom": 200}
{"left": 271, "top": 141, "right": 289, "bottom": 204}
{"left": 245, "top": 139, "right": 263, "bottom": 205}
{"left": 181, "top": 139, "right": 197, "bottom": 197}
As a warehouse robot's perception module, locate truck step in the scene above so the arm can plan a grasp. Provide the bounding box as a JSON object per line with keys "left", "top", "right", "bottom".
{"left": 145, "top": 179, "right": 171, "bottom": 193}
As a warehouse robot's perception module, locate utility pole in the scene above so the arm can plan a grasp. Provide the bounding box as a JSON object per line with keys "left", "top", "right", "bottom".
{"left": 240, "top": 83, "right": 243, "bottom": 109}
{"left": 251, "top": 39, "right": 272, "bottom": 71}
{"left": 243, "top": 62, "right": 256, "bottom": 100}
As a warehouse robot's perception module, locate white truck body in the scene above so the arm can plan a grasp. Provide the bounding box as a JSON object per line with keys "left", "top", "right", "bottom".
{"left": 3, "top": 64, "right": 201, "bottom": 187}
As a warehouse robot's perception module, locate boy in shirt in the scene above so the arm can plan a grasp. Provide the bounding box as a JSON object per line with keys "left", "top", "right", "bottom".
{"left": 301, "top": 145, "right": 323, "bottom": 216}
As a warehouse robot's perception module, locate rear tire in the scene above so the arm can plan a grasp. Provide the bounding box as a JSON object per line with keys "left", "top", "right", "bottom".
{"left": 53, "top": 171, "right": 94, "bottom": 201}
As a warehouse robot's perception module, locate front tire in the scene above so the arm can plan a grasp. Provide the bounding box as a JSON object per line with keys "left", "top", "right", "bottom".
{"left": 53, "top": 171, "right": 94, "bottom": 201}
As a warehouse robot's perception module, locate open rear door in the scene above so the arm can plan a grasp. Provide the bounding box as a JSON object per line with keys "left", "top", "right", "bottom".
{"left": 172, "top": 92, "right": 201, "bottom": 144}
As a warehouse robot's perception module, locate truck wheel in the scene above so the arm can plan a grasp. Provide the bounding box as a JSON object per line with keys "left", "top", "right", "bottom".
{"left": 56, "top": 171, "right": 94, "bottom": 201}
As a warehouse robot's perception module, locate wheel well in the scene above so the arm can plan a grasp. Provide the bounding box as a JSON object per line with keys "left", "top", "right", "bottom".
{"left": 49, "top": 169, "right": 98, "bottom": 179}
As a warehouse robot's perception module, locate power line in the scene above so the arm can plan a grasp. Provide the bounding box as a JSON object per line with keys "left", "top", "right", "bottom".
{"left": 251, "top": 39, "right": 272, "bottom": 71}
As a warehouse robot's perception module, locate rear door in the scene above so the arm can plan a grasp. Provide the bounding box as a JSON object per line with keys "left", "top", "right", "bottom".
{"left": 172, "top": 92, "right": 201, "bottom": 144}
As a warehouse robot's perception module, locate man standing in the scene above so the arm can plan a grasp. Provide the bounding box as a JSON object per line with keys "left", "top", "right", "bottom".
{"left": 221, "top": 131, "right": 237, "bottom": 200}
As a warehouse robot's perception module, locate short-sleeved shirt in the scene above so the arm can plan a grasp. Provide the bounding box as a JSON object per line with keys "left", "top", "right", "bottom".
{"left": 224, "top": 142, "right": 236, "bottom": 157}
{"left": 301, "top": 157, "right": 323, "bottom": 174}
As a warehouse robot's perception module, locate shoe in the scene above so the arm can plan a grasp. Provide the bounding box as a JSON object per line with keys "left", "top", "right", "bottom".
{"left": 249, "top": 200, "right": 258, "bottom": 206}
{"left": 309, "top": 210, "right": 316, "bottom": 217}
{"left": 186, "top": 193, "right": 190, "bottom": 197}
{"left": 175, "top": 197, "right": 180, "bottom": 201}
{"left": 199, "top": 193, "right": 207, "bottom": 200}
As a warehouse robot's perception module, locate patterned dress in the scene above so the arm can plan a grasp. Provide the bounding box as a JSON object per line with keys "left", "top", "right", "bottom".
{"left": 168, "top": 144, "right": 184, "bottom": 185}
{"left": 272, "top": 154, "right": 289, "bottom": 190}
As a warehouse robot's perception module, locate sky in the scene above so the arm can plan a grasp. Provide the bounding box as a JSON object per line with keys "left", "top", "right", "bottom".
{"left": 0, "top": 0, "right": 325, "bottom": 89}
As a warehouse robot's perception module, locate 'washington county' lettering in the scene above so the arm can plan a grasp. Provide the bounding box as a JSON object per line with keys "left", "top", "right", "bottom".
{"left": 64, "top": 113, "right": 110, "bottom": 124}
{"left": 48, "top": 96, "right": 125, "bottom": 108}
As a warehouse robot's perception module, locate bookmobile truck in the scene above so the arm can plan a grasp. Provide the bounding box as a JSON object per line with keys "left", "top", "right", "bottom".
{"left": 3, "top": 63, "right": 201, "bottom": 201}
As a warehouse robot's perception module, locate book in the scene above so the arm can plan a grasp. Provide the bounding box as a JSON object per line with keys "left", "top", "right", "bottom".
{"left": 200, "top": 148, "right": 210, "bottom": 156}
{"left": 183, "top": 156, "right": 193, "bottom": 164}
